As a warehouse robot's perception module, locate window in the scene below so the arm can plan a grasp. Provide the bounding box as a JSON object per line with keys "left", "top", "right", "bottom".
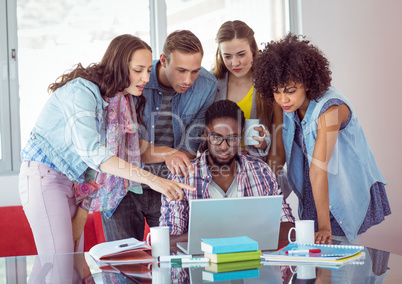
{"left": 1, "top": 0, "right": 291, "bottom": 174}
{"left": 165, "top": 0, "right": 289, "bottom": 69}
{"left": 17, "top": 0, "right": 151, "bottom": 150}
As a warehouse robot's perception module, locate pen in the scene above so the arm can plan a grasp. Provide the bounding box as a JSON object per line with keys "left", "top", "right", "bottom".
{"left": 171, "top": 257, "right": 210, "bottom": 264}
{"left": 285, "top": 249, "right": 321, "bottom": 254}
{"left": 118, "top": 241, "right": 146, "bottom": 248}
{"left": 158, "top": 255, "right": 193, "bottom": 262}
{"left": 159, "top": 261, "right": 210, "bottom": 269}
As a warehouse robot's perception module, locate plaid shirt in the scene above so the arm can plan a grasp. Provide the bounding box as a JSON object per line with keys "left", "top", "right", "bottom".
{"left": 21, "top": 139, "right": 59, "bottom": 171}
{"left": 160, "top": 151, "right": 294, "bottom": 235}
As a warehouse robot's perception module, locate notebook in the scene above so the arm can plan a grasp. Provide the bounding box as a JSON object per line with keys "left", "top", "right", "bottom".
{"left": 261, "top": 242, "right": 365, "bottom": 266}
{"left": 89, "top": 238, "right": 154, "bottom": 265}
{"left": 176, "top": 196, "right": 283, "bottom": 255}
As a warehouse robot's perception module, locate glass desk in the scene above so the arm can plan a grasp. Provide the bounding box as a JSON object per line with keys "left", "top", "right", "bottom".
{"left": 1, "top": 245, "right": 401, "bottom": 283}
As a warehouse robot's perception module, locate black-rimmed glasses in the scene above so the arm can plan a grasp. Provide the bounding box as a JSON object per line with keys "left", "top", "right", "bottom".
{"left": 207, "top": 134, "right": 242, "bottom": 147}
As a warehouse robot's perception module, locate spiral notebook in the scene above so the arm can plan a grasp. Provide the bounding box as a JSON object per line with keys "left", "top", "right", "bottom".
{"left": 261, "top": 243, "right": 365, "bottom": 265}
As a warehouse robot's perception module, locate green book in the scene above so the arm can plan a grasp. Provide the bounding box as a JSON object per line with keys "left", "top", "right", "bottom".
{"left": 205, "top": 259, "right": 262, "bottom": 273}
{"left": 204, "top": 250, "right": 262, "bottom": 263}
{"left": 202, "top": 269, "right": 260, "bottom": 282}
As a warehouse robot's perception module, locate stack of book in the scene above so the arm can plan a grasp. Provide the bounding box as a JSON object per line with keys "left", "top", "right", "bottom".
{"left": 200, "top": 236, "right": 262, "bottom": 282}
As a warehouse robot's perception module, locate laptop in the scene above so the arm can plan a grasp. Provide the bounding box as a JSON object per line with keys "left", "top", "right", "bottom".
{"left": 176, "top": 195, "right": 283, "bottom": 255}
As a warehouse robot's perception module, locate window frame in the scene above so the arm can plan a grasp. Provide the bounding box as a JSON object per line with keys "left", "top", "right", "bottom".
{"left": 149, "top": 0, "right": 167, "bottom": 59}
{"left": 0, "top": 0, "right": 20, "bottom": 174}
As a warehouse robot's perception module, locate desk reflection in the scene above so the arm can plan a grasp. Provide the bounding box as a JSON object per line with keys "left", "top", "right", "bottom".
{"left": 96, "top": 246, "right": 390, "bottom": 284}
{"left": 2, "top": 244, "right": 393, "bottom": 283}
{"left": 26, "top": 253, "right": 94, "bottom": 283}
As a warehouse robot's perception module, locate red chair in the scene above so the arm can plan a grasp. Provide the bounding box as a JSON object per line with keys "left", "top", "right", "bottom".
{"left": 0, "top": 206, "right": 106, "bottom": 257}
{"left": 0, "top": 206, "right": 151, "bottom": 257}
{"left": 0, "top": 206, "right": 37, "bottom": 257}
{"left": 143, "top": 220, "right": 150, "bottom": 241}
{"left": 84, "top": 211, "right": 106, "bottom": 250}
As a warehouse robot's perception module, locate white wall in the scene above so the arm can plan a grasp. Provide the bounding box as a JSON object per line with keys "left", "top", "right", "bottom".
{"left": 0, "top": 175, "right": 20, "bottom": 206}
{"left": 298, "top": 0, "right": 402, "bottom": 254}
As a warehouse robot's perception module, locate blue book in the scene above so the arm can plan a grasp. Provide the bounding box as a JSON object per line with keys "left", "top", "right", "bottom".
{"left": 202, "top": 268, "right": 259, "bottom": 282}
{"left": 201, "top": 236, "right": 258, "bottom": 254}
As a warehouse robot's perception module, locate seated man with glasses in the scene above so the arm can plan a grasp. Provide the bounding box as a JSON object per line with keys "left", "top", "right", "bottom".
{"left": 160, "top": 100, "right": 294, "bottom": 245}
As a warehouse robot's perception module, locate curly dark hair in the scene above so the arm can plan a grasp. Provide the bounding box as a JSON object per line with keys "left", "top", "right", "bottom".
{"left": 253, "top": 33, "right": 332, "bottom": 104}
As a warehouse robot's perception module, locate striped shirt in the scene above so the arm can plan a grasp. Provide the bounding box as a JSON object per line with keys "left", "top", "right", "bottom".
{"left": 143, "top": 85, "right": 175, "bottom": 179}
{"left": 154, "top": 84, "right": 175, "bottom": 147}
{"left": 160, "top": 151, "right": 295, "bottom": 235}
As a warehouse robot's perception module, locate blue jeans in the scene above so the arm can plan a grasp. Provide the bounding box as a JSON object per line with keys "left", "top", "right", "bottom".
{"left": 101, "top": 188, "right": 162, "bottom": 241}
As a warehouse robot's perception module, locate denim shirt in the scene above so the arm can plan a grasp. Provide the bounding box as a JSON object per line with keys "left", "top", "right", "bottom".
{"left": 282, "top": 86, "right": 387, "bottom": 241}
{"left": 141, "top": 60, "right": 217, "bottom": 153}
{"left": 25, "top": 78, "right": 114, "bottom": 182}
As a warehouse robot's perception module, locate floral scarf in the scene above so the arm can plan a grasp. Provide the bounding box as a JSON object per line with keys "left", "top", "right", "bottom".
{"left": 74, "top": 92, "right": 142, "bottom": 216}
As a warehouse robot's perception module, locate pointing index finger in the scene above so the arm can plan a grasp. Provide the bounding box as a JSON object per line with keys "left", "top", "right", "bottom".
{"left": 179, "top": 182, "right": 196, "bottom": 191}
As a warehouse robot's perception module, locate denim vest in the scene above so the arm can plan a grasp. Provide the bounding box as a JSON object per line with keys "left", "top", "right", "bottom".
{"left": 283, "top": 86, "right": 387, "bottom": 241}
{"left": 141, "top": 60, "right": 217, "bottom": 153}
{"left": 28, "top": 78, "right": 114, "bottom": 182}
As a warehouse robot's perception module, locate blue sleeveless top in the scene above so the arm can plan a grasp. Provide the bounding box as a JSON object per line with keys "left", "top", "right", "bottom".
{"left": 283, "top": 86, "right": 390, "bottom": 241}
{"left": 293, "top": 99, "right": 391, "bottom": 236}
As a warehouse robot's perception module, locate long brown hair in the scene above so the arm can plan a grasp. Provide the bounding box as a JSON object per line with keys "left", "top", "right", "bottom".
{"left": 47, "top": 34, "right": 152, "bottom": 126}
{"left": 211, "top": 20, "right": 259, "bottom": 79}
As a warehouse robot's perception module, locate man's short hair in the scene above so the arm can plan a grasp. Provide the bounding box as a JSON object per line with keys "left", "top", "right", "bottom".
{"left": 205, "top": 100, "right": 245, "bottom": 131}
{"left": 162, "top": 30, "right": 204, "bottom": 62}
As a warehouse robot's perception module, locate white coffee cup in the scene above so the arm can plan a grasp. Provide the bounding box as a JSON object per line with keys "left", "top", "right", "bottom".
{"left": 146, "top": 226, "right": 170, "bottom": 257}
{"left": 244, "top": 119, "right": 266, "bottom": 145}
{"left": 151, "top": 261, "right": 170, "bottom": 284}
{"left": 294, "top": 265, "right": 316, "bottom": 280}
{"left": 288, "top": 220, "right": 315, "bottom": 244}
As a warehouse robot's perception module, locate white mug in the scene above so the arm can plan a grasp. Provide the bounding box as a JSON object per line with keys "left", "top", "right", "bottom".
{"left": 146, "top": 226, "right": 170, "bottom": 257}
{"left": 290, "top": 265, "right": 317, "bottom": 280}
{"left": 288, "top": 220, "right": 315, "bottom": 244}
{"left": 244, "top": 119, "right": 266, "bottom": 145}
{"left": 151, "top": 261, "right": 170, "bottom": 284}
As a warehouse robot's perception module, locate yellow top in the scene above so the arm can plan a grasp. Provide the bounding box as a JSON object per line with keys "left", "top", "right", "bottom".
{"left": 236, "top": 85, "right": 253, "bottom": 119}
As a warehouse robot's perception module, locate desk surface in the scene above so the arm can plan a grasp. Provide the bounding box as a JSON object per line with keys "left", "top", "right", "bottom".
{"left": 2, "top": 245, "right": 401, "bottom": 283}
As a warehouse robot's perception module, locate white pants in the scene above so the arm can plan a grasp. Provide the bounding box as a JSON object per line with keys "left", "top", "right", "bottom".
{"left": 19, "top": 161, "right": 84, "bottom": 283}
